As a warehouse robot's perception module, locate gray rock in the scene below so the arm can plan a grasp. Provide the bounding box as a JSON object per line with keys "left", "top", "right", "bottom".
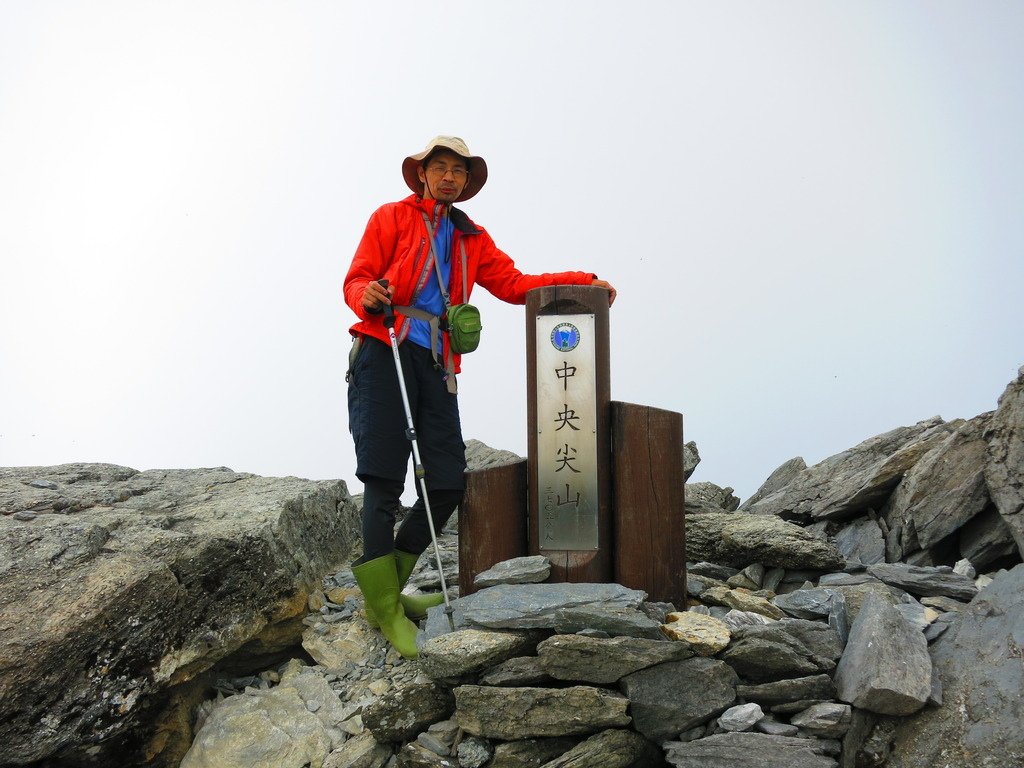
{"left": 720, "top": 609, "right": 774, "bottom": 631}
{"left": 473, "top": 556, "right": 551, "bottom": 587}
{"left": 865, "top": 562, "right": 978, "bottom": 601}
{"left": 790, "top": 703, "right": 852, "bottom": 738}
{"left": 719, "top": 621, "right": 840, "bottom": 682}
{"left": 323, "top": 731, "right": 393, "bottom": 768}
{"left": 884, "top": 416, "right": 991, "bottom": 550}
{"left": 736, "top": 674, "right": 836, "bottom": 705}
{"left": 687, "top": 481, "right": 741, "bottom": 511}
{"left": 918, "top": 595, "right": 968, "bottom": 613}
{"left": 417, "top": 732, "right": 453, "bottom": 757}
{"left": 762, "top": 567, "right": 786, "bottom": 592}
{"left": 464, "top": 439, "right": 524, "bottom": 471}
{"left": 700, "top": 585, "right": 786, "bottom": 620}
{"left": 181, "top": 673, "right": 351, "bottom": 768}
{"left": 727, "top": 562, "right": 766, "bottom": 590}
{"left": 718, "top": 703, "right": 765, "bottom": 732}
{"left": 688, "top": 562, "right": 740, "bottom": 581}
{"left": 745, "top": 418, "right": 953, "bottom": 523}
{"left": 639, "top": 601, "right": 674, "bottom": 623}
{"left": 837, "top": 708, "right": 876, "bottom": 768}
{"left": 887, "top": 563, "right": 1024, "bottom": 767}
{"left": 983, "top": 366, "right": 1024, "bottom": 558}
{"left": 363, "top": 681, "right": 455, "bottom": 743}
{"left": 923, "top": 613, "right": 957, "bottom": 642}
{"left": 832, "top": 518, "right": 886, "bottom": 565}
{"left": 453, "top": 583, "right": 645, "bottom": 630}
{"left": 663, "top": 732, "right": 838, "bottom": 768}
{"left": 478, "top": 656, "right": 553, "bottom": 687}
{"left": 537, "top": 633, "right": 694, "bottom": 684}
{"left": 487, "top": 737, "right": 580, "bottom": 768}
{"left": 771, "top": 699, "right": 832, "bottom": 716}
{"left": 684, "top": 441, "right": 701, "bottom": 481}
{"left": 454, "top": 685, "right": 630, "bottom": 740}
{"left": 958, "top": 505, "right": 1019, "bottom": 568}
{"left": 756, "top": 718, "right": 799, "bottom": 737}
{"left": 619, "top": 657, "right": 737, "bottom": 741}
{"left": 826, "top": 578, "right": 907, "bottom": 623}
{"left": 0, "top": 464, "right": 360, "bottom": 767}
{"left": 550, "top": 604, "right": 664, "bottom": 639}
{"left": 536, "top": 728, "right": 662, "bottom": 767}
{"left": 740, "top": 457, "right": 808, "bottom": 511}
{"left": 685, "top": 512, "right": 846, "bottom": 570}
{"left": 953, "top": 557, "right": 977, "bottom": 577}
{"left": 398, "top": 742, "right": 459, "bottom": 766}
{"left": 894, "top": 600, "right": 940, "bottom": 632}
{"left": 457, "top": 736, "right": 492, "bottom": 768}
{"left": 418, "top": 629, "right": 538, "bottom": 681}
{"left": 772, "top": 587, "right": 843, "bottom": 620}
{"left": 834, "top": 592, "right": 931, "bottom": 716}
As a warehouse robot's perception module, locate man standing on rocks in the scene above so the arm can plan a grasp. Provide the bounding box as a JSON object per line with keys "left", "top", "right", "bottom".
{"left": 343, "top": 135, "right": 616, "bottom": 658}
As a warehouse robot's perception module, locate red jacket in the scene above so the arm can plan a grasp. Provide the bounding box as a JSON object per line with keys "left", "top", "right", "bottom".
{"left": 344, "top": 194, "right": 596, "bottom": 372}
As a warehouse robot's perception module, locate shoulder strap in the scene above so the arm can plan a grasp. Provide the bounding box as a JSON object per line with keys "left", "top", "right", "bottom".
{"left": 420, "top": 212, "right": 452, "bottom": 310}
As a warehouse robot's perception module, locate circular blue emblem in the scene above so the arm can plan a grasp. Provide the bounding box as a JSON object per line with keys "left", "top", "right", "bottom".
{"left": 550, "top": 322, "right": 581, "bottom": 352}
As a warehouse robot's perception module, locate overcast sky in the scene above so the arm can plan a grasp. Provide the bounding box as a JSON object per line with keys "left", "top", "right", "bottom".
{"left": 2, "top": 1, "right": 1022, "bottom": 503}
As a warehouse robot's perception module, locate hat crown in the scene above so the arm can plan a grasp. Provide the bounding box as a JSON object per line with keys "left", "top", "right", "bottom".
{"left": 424, "top": 135, "right": 471, "bottom": 157}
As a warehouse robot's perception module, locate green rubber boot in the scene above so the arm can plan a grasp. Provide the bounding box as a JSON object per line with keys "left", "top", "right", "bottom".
{"left": 352, "top": 554, "right": 419, "bottom": 659}
{"left": 365, "top": 550, "right": 445, "bottom": 628}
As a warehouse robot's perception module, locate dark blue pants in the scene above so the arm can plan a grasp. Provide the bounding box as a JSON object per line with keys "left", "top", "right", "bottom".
{"left": 347, "top": 336, "right": 466, "bottom": 559}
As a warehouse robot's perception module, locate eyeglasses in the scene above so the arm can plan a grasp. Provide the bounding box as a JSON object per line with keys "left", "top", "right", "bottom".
{"left": 425, "top": 163, "right": 468, "bottom": 179}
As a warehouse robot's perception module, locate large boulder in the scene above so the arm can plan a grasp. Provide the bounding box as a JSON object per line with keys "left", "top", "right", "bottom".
{"left": 0, "top": 464, "right": 360, "bottom": 767}
{"left": 887, "top": 564, "right": 1024, "bottom": 767}
{"left": 685, "top": 512, "right": 845, "bottom": 570}
{"left": 833, "top": 592, "right": 931, "bottom": 716}
{"left": 745, "top": 418, "right": 953, "bottom": 522}
{"left": 739, "top": 457, "right": 807, "bottom": 511}
{"left": 984, "top": 366, "right": 1024, "bottom": 557}
{"left": 883, "top": 416, "right": 990, "bottom": 558}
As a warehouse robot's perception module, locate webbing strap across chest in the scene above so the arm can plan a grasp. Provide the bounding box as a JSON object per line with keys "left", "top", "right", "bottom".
{"left": 391, "top": 211, "right": 468, "bottom": 394}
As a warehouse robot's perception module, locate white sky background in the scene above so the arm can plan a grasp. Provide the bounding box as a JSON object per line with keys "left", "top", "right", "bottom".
{"left": 1, "top": 1, "right": 1022, "bottom": 503}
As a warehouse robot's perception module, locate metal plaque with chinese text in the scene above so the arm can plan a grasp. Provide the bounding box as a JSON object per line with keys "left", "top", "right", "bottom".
{"left": 535, "top": 314, "right": 598, "bottom": 550}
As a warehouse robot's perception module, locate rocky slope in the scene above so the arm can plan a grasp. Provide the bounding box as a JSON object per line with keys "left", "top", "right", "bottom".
{"left": 1, "top": 368, "right": 1022, "bottom": 767}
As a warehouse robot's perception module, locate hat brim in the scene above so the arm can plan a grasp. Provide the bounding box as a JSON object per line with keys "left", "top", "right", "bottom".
{"left": 402, "top": 150, "right": 488, "bottom": 203}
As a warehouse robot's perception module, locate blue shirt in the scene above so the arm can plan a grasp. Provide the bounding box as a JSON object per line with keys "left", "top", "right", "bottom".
{"left": 406, "top": 215, "right": 453, "bottom": 351}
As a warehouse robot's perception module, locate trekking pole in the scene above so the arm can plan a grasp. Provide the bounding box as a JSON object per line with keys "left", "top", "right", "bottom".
{"left": 378, "top": 280, "right": 456, "bottom": 630}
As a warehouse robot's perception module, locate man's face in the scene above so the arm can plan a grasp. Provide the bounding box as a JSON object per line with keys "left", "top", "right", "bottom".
{"left": 417, "top": 150, "right": 469, "bottom": 203}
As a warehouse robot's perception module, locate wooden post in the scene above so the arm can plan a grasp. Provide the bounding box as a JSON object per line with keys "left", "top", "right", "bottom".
{"left": 458, "top": 459, "right": 528, "bottom": 596}
{"left": 526, "top": 285, "right": 612, "bottom": 584}
{"left": 611, "top": 401, "right": 687, "bottom": 607}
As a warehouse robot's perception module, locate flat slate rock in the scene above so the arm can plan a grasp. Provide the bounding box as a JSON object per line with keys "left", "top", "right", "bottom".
{"left": 664, "top": 732, "right": 838, "bottom": 768}
{"left": 456, "top": 583, "right": 646, "bottom": 628}
{"left": 537, "top": 633, "right": 694, "bottom": 684}
{"left": 865, "top": 563, "right": 978, "bottom": 601}
{"left": 473, "top": 555, "right": 551, "bottom": 588}
{"left": 454, "top": 685, "right": 630, "bottom": 740}
{"left": 736, "top": 674, "right": 836, "bottom": 705}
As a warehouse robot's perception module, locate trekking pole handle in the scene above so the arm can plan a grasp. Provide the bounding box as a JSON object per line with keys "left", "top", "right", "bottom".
{"left": 378, "top": 279, "right": 396, "bottom": 328}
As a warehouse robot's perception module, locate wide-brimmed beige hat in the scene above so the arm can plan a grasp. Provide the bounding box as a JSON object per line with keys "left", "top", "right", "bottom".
{"left": 402, "top": 135, "right": 488, "bottom": 202}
